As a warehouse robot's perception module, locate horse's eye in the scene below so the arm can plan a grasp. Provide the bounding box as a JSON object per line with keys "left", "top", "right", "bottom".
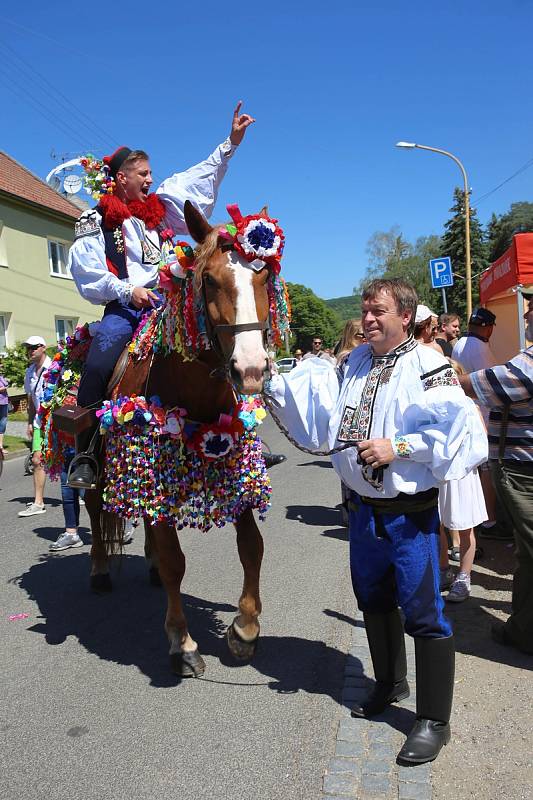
{"left": 204, "top": 273, "right": 218, "bottom": 289}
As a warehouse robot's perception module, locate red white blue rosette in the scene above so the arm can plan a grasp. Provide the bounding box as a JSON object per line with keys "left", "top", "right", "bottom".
{"left": 224, "top": 204, "right": 285, "bottom": 274}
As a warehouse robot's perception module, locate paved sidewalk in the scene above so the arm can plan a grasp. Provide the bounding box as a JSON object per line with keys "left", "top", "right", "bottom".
{"left": 322, "top": 615, "right": 431, "bottom": 800}
{"left": 321, "top": 538, "right": 533, "bottom": 800}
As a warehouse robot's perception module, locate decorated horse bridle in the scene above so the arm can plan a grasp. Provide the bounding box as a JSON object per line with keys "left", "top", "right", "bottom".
{"left": 198, "top": 204, "right": 285, "bottom": 377}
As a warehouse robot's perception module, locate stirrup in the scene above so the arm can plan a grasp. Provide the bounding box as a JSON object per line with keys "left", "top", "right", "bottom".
{"left": 67, "top": 452, "right": 99, "bottom": 489}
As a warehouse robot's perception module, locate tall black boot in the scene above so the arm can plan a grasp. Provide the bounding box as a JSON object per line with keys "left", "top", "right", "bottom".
{"left": 351, "top": 609, "right": 409, "bottom": 718}
{"left": 397, "top": 635, "right": 454, "bottom": 765}
{"left": 67, "top": 422, "right": 100, "bottom": 490}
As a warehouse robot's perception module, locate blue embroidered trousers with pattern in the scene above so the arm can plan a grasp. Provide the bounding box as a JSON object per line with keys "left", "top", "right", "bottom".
{"left": 77, "top": 300, "right": 146, "bottom": 408}
{"left": 349, "top": 493, "right": 452, "bottom": 638}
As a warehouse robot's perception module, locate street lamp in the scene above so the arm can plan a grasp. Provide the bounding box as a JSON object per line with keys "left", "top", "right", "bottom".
{"left": 395, "top": 141, "right": 472, "bottom": 319}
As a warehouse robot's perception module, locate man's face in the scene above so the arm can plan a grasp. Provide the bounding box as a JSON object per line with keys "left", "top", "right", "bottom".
{"left": 361, "top": 289, "right": 411, "bottom": 354}
{"left": 525, "top": 298, "right": 533, "bottom": 341}
{"left": 312, "top": 338, "right": 322, "bottom": 352}
{"left": 443, "top": 317, "right": 460, "bottom": 340}
{"left": 117, "top": 159, "right": 153, "bottom": 203}
{"left": 26, "top": 344, "right": 45, "bottom": 364}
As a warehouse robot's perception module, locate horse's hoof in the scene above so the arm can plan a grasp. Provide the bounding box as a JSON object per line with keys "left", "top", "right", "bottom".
{"left": 149, "top": 566, "right": 162, "bottom": 587}
{"left": 170, "top": 649, "right": 206, "bottom": 678}
{"left": 90, "top": 573, "right": 112, "bottom": 593}
{"left": 226, "top": 623, "right": 259, "bottom": 661}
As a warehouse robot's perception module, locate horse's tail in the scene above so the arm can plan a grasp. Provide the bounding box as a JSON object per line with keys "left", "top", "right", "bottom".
{"left": 99, "top": 509, "right": 127, "bottom": 557}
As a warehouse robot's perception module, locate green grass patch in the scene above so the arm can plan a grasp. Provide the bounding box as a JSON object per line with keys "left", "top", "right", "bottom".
{"left": 8, "top": 411, "right": 28, "bottom": 422}
{"left": 3, "top": 434, "right": 29, "bottom": 453}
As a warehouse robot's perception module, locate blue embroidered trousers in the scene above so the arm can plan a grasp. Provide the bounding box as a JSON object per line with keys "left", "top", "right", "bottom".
{"left": 349, "top": 493, "right": 452, "bottom": 638}
{"left": 77, "top": 301, "right": 146, "bottom": 408}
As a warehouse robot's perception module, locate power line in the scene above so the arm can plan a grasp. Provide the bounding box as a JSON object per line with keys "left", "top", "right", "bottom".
{"left": 0, "top": 39, "right": 119, "bottom": 150}
{"left": 472, "top": 155, "right": 533, "bottom": 206}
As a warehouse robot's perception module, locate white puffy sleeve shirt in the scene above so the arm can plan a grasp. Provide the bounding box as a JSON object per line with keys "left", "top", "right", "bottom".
{"left": 267, "top": 341, "right": 488, "bottom": 499}
{"left": 68, "top": 138, "right": 237, "bottom": 306}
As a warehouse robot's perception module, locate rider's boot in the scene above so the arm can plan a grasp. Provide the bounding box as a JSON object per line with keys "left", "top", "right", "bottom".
{"left": 67, "top": 422, "right": 100, "bottom": 490}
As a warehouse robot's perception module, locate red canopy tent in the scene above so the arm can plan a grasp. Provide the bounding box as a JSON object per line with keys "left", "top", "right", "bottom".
{"left": 478, "top": 233, "right": 533, "bottom": 362}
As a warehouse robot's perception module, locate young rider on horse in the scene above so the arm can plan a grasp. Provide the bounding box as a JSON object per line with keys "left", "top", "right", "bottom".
{"left": 67, "top": 102, "right": 255, "bottom": 489}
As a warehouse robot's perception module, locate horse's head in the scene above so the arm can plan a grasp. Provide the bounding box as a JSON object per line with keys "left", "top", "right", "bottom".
{"left": 185, "top": 200, "right": 271, "bottom": 395}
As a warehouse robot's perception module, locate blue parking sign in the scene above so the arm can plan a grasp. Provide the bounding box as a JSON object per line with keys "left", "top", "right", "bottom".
{"left": 429, "top": 257, "right": 454, "bottom": 288}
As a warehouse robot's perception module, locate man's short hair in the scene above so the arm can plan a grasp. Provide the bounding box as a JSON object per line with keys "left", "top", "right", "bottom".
{"left": 439, "top": 313, "right": 459, "bottom": 328}
{"left": 361, "top": 278, "right": 418, "bottom": 333}
{"left": 118, "top": 150, "right": 150, "bottom": 173}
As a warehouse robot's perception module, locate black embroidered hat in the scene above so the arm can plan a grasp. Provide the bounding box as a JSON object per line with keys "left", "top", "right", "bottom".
{"left": 469, "top": 307, "right": 496, "bottom": 327}
{"left": 103, "top": 146, "right": 132, "bottom": 178}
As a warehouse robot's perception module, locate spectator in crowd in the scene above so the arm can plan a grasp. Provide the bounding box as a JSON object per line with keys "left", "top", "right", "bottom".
{"left": 452, "top": 308, "right": 501, "bottom": 539}
{"left": 18, "top": 337, "right": 51, "bottom": 517}
{"left": 414, "top": 305, "right": 444, "bottom": 355}
{"left": 459, "top": 293, "right": 533, "bottom": 654}
{"left": 438, "top": 360, "right": 488, "bottom": 602}
{"left": 303, "top": 336, "right": 336, "bottom": 364}
{"left": 294, "top": 349, "right": 303, "bottom": 362}
{"left": 0, "top": 353, "right": 9, "bottom": 455}
{"left": 452, "top": 307, "right": 496, "bottom": 372}
{"left": 335, "top": 319, "right": 365, "bottom": 367}
{"left": 267, "top": 278, "right": 487, "bottom": 764}
{"left": 436, "top": 314, "right": 461, "bottom": 357}
{"left": 336, "top": 320, "right": 365, "bottom": 526}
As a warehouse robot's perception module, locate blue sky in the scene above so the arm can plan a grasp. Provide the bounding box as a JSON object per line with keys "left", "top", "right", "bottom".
{"left": 2, "top": 1, "right": 533, "bottom": 299}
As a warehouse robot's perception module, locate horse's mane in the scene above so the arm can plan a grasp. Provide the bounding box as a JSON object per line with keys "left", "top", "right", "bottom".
{"left": 193, "top": 224, "right": 227, "bottom": 291}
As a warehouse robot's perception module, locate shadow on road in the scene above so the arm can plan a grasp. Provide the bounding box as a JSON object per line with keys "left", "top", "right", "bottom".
{"left": 13, "top": 553, "right": 349, "bottom": 699}
{"left": 296, "top": 460, "right": 333, "bottom": 469}
{"left": 286, "top": 504, "right": 343, "bottom": 527}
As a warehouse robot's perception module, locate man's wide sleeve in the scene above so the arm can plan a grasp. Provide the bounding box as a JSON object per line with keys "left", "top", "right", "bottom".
{"left": 393, "top": 388, "right": 488, "bottom": 481}
{"left": 265, "top": 358, "right": 340, "bottom": 450}
{"left": 68, "top": 236, "right": 133, "bottom": 306}
{"left": 156, "top": 139, "right": 237, "bottom": 234}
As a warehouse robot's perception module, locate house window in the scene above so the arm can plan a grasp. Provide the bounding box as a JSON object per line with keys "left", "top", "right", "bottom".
{"left": 55, "top": 317, "right": 77, "bottom": 343}
{"left": 0, "top": 315, "right": 7, "bottom": 350}
{"left": 48, "top": 240, "right": 70, "bottom": 277}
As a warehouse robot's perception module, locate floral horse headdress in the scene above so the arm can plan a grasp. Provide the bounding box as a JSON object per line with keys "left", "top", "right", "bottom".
{"left": 132, "top": 204, "right": 291, "bottom": 361}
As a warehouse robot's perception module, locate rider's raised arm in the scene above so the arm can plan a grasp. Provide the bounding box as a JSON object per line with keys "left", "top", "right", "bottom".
{"left": 68, "top": 211, "right": 133, "bottom": 306}
{"left": 156, "top": 138, "right": 237, "bottom": 234}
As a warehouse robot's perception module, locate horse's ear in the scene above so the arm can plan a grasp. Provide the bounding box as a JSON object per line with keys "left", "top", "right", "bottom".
{"left": 184, "top": 200, "right": 212, "bottom": 243}
{"left": 258, "top": 205, "right": 269, "bottom": 217}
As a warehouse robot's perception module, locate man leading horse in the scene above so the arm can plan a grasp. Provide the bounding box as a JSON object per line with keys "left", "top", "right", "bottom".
{"left": 67, "top": 102, "right": 255, "bottom": 488}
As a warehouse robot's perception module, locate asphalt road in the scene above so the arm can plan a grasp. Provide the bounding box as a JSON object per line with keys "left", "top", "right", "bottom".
{"left": 1, "top": 417, "right": 353, "bottom": 800}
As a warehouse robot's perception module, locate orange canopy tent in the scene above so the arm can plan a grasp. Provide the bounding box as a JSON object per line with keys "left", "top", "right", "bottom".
{"left": 479, "top": 233, "right": 533, "bottom": 362}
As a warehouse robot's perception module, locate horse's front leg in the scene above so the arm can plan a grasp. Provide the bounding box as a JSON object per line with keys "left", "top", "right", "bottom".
{"left": 227, "top": 508, "right": 264, "bottom": 660}
{"left": 151, "top": 521, "right": 205, "bottom": 678}
{"left": 85, "top": 488, "right": 112, "bottom": 593}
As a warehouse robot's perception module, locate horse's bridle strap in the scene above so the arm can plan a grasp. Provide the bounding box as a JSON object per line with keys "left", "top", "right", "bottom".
{"left": 213, "top": 320, "right": 269, "bottom": 336}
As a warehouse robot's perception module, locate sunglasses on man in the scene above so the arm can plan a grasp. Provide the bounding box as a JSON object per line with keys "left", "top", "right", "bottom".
{"left": 26, "top": 344, "right": 44, "bottom": 352}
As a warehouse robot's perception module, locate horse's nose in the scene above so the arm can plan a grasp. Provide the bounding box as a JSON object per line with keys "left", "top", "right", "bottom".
{"left": 229, "top": 358, "right": 267, "bottom": 394}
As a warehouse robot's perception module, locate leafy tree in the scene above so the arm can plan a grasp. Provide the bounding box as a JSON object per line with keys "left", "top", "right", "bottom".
{"left": 2, "top": 343, "right": 29, "bottom": 390}
{"left": 486, "top": 201, "right": 533, "bottom": 262}
{"left": 358, "top": 229, "right": 443, "bottom": 310}
{"left": 440, "top": 188, "right": 488, "bottom": 320}
{"left": 286, "top": 283, "right": 342, "bottom": 351}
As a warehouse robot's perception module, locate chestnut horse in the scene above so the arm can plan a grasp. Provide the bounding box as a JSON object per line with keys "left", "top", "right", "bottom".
{"left": 84, "top": 201, "right": 274, "bottom": 677}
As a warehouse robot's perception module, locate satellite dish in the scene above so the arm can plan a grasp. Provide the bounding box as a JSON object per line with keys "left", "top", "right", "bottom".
{"left": 63, "top": 174, "right": 83, "bottom": 194}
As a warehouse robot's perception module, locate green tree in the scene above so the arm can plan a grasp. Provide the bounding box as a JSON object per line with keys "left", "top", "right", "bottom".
{"left": 358, "top": 229, "right": 443, "bottom": 310}
{"left": 325, "top": 294, "right": 362, "bottom": 323}
{"left": 2, "top": 343, "right": 29, "bottom": 391}
{"left": 486, "top": 201, "right": 533, "bottom": 262}
{"left": 440, "top": 188, "right": 488, "bottom": 320}
{"left": 286, "top": 283, "right": 342, "bottom": 351}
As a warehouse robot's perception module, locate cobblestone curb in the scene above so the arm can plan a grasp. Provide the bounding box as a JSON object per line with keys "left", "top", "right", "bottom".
{"left": 322, "top": 613, "right": 433, "bottom": 799}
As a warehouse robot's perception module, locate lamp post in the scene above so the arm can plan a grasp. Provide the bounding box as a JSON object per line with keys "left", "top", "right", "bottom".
{"left": 395, "top": 141, "right": 472, "bottom": 319}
